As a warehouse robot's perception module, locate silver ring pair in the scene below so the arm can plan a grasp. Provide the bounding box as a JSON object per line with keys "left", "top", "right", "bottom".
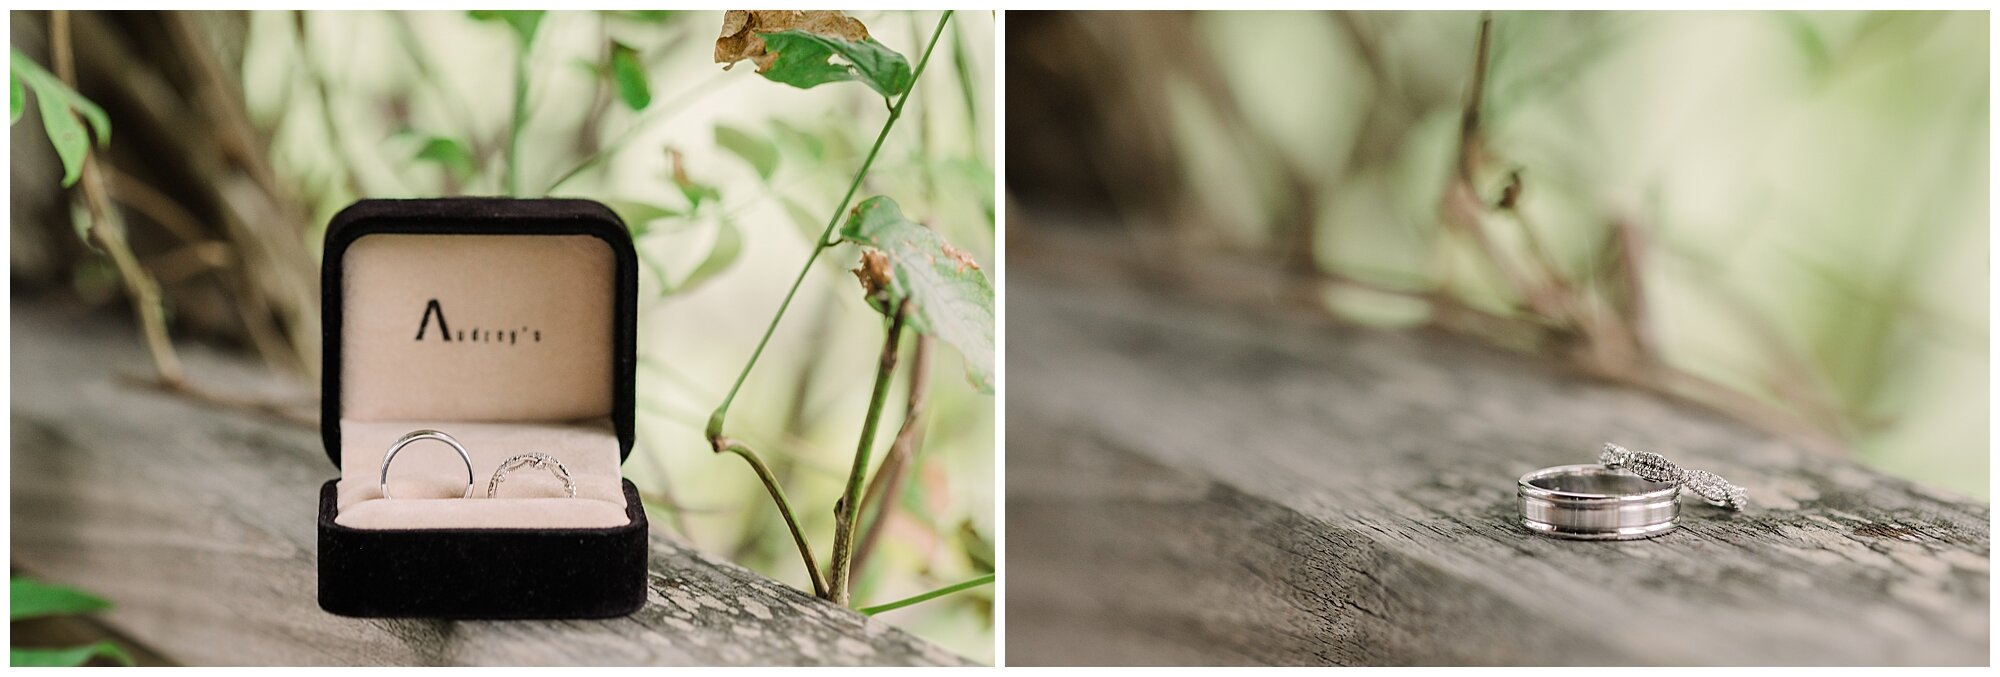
{"left": 379, "top": 429, "right": 576, "bottom": 499}
{"left": 1518, "top": 443, "right": 1747, "bottom": 541}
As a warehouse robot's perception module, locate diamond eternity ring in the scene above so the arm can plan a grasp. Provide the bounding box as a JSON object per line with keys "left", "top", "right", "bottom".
{"left": 1600, "top": 443, "right": 1747, "bottom": 511}
{"left": 487, "top": 452, "right": 577, "bottom": 498}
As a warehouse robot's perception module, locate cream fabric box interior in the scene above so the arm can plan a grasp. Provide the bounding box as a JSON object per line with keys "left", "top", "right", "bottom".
{"left": 316, "top": 198, "right": 646, "bottom": 619}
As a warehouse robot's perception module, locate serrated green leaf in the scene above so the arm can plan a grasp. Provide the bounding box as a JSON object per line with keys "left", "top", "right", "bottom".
{"left": 468, "top": 10, "right": 545, "bottom": 47}
{"left": 11, "top": 578, "right": 112, "bottom": 621}
{"left": 714, "top": 124, "right": 777, "bottom": 180}
{"left": 609, "top": 41, "right": 651, "bottom": 110}
{"left": 756, "top": 30, "right": 912, "bottom": 98}
{"left": 10, "top": 642, "right": 132, "bottom": 667}
{"left": 678, "top": 219, "right": 743, "bottom": 294}
{"left": 841, "top": 196, "right": 993, "bottom": 393}
{"left": 412, "top": 135, "right": 475, "bottom": 180}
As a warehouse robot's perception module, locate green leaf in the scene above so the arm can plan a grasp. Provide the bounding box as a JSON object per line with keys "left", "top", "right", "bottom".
{"left": 841, "top": 196, "right": 994, "bottom": 393}
{"left": 756, "top": 30, "right": 912, "bottom": 98}
{"left": 604, "top": 10, "right": 671, "bottom": 24}
{"left": 677, "top": 219, "right": 743, "bottom": 294}
{"left": 412, "top": 135, "right": 475, "bottom": 181}
{"left": 769, "top": 119, "right": 826, "bottom": 161}
{"left": 10, "top": 642, "right": 132, "bottom": 667}
{"left": 669, "top": 151, "right": 721, "bottom": 210}
{"left": 68, "top": 84, "right": 109, "bottom": 147}
{"left": 10, "top": 70, "right": 22, "bottom": 125}
{"left": 958, "top": 520, "right": 995, "bottom": 574}
{"left": 609, "top": 41, "right": 651, "bottom": 110}
{"left": 604, "top": 200, "right": 681, "bottom": 239}
{"left": 13, "top": 49, "right": 111, "bottom": 188}
{"left": 714, "top": 124, "right": 777, "bottom": 180}
{"left": 32, "top": 76, "right": 88, "bottom": 188}
{"left": 10, "top": 578, "right": 111, "bottom": 621}
{"left": 778, "top": 194, "right": 823, "bottom": 242}
{"left": 468, "top": 10, "right": 545, "bottom": 46}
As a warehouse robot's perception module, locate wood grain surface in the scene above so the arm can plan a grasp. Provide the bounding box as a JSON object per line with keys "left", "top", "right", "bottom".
{"left": 9, "top": 304, "right": 969, "bottom": 666}
{"left": 1004, "top": 238, "right": 1989, "bottom": 666}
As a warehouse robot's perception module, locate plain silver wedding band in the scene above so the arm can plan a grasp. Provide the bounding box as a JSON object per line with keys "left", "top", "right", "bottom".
{"left": 380, "top": 429, "right": 475, "bottom": 499}
{"left": 1518, "top": 464, "right": 1679, "bottom": 540}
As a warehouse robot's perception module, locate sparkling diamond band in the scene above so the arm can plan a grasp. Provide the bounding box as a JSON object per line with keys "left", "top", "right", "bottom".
{"left": 487, "top": 452, "right": 578, "bottom": 499}
{"left": 1518, "top": 464, "right": 1681, "bottom": 540}
{"left": 1600, "top": 443, "right": 1747, "bottom": 511}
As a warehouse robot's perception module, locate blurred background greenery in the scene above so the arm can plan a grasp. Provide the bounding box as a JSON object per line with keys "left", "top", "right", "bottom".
{"left": 1007, "top": 10, "right": 1985, "bottom": 497}
{"left": 12, "top": 9, "right": 992, "bottom": 661}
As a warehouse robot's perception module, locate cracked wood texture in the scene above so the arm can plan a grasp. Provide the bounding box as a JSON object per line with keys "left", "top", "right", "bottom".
{"left": 8, "top": 304, "right": 969, "bottom": 667}
{"left": 1005, "top": 234, "right": 1989, "bottom": 666}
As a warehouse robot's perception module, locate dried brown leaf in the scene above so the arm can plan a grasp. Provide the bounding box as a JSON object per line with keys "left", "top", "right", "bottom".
{"left": 852, "top": 249, "right": 894, "bottom": 297}
{"left": 714, "top": 10, "right": 870, "bottom": 73}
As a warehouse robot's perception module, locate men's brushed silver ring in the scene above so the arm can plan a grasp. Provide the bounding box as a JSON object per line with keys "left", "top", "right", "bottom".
{"left": 379, "top": 429, "right": 475, "bottom": 499}
{"left": 1518, "top": 464, "right": 1679, "bottom": 540}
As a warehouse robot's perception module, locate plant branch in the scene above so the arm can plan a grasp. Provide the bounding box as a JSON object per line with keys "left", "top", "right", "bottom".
{"left": 857, "top": 573, "right": 995, "bottom": 616}
{"left": 706, "top": 9, "right": 954, "bottom": 444}
{"left": 52, "top": 10, "right": 184, "bottom": 386}
{"left": 852, "top": 333, "right": 933, "bottom": 580}
{"left": 713, "top": 437, "right": 828, "bottom": 599}
{"left": 827, "top": 299, "right": 912, "bottom": 605}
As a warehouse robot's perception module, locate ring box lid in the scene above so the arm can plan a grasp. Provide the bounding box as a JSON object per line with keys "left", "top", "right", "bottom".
{"left": 319, "top": 198, "right": 638, "bottom": 467}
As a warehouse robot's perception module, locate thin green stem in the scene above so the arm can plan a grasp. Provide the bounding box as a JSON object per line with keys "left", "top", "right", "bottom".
{"left": 827, "top": 301, "right": 910, "bottom": 604}
{"left": 717, "top": 439, "right": 829, "bottom": 599}
{"left": 705, "top": 9, "right": 955, "bottom": 444}
{"left": 857, "top": 574, "right": 995, "bottom": 616}
{"left": 507, "top": 42, "right": 529, "bottom": 196}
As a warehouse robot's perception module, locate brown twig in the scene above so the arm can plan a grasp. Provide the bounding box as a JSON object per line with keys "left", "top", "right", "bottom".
{"left": 139, "top": 241, "right": 232, "bottom": 284}
{"left": 53, "top": 11, "right": 185, "bottom": 386}
{"left": 119, "top": 375, "right": 317, "bottom": 429}
{"left": 169, "top": 12, "right": 287, "bottom": 208}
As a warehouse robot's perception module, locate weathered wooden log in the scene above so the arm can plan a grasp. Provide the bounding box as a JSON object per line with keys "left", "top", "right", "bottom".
{"left": 8, "top": 304, "right": 969, "bottom": 666}
{"left": 1004, "top": 236, "right": 1988, "bottom": 666}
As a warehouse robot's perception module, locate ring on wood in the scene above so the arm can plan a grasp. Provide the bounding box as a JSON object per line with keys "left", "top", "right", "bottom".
{"left": 379, "top": 429, "right": 475, "bottom": 499}
{"left": 487, "top": 452, "right": 577, "bottom": 499}
{"left": 1518, "top": 464, "right": 1679, "bottom": 540}
{"left": 1600, "top": 443, "right": 1748, "bottom": 511}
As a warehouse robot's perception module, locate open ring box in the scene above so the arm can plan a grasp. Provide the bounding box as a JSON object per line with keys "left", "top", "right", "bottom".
{"left": 317, "top": 198, "right": 647, "bottom": 618}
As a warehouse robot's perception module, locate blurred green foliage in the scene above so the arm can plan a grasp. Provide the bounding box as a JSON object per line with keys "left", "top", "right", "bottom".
{"left": 10, "top": 577, "right": 132, "bottom": 667}
{"left": 1170, "top": 11, "right": 1985, "bottom": 495}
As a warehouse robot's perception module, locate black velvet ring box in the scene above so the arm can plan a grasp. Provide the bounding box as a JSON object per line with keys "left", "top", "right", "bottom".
{"left": 316, "top": 198, "right": 646, "bottom": 619}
